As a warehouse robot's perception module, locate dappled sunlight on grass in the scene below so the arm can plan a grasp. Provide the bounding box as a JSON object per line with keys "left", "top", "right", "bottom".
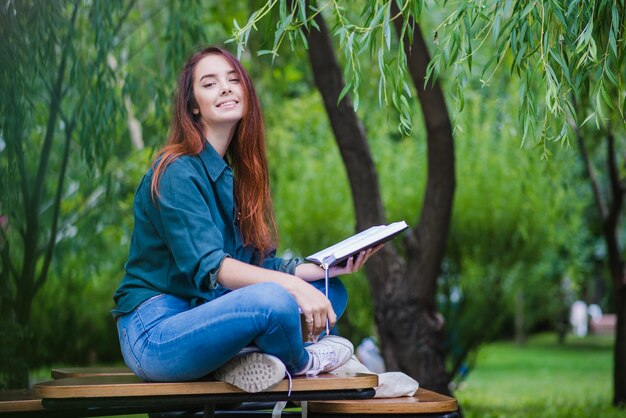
{"left": 456, "top": 333, "right": 623, "bottom": 418}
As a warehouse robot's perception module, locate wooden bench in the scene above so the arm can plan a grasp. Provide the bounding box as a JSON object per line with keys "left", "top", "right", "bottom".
{"left": 0, "top": 389, "right": 47, "bottom": 417}
{"left": 31, "top": 372, "right": 377, "bottom": 417}
{"left": 308, "top": 387, "right": 459, "bottom": 417}
{"left": 1, "top": 367, "right": 137, "bottom": 417}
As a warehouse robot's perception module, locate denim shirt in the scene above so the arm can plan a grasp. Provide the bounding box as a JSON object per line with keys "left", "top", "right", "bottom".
{"left": 112, "top": 142, "right": 302, "bottom": 317}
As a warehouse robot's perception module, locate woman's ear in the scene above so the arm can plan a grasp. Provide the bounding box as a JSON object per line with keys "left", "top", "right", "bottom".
{"left": 193, "top": 108, "right": 199, "bottom": 115}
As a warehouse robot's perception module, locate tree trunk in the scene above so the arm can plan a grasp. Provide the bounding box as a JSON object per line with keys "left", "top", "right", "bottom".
{"left": 390, "top": 8, "right": 456, "bottom": 395}
{"left": 603, "top": 131, "right": 626, "bottom": 407}
{"left": 615, "top": 281, "right": 626, "bottom": 407}
{"left": 515, "top": 290, "right": 526, "bottom": 344}
{"left": 576, "top": 125, "right": 626, "bottom": 407}
{"left": 306, "top": 8, "right": 455, "bottom": 395}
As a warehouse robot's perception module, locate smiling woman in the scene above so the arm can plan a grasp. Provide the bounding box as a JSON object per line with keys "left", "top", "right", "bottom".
{"left": 110, "top": 46, "right": 382, "bottom": 393}
{"left": 192, "top": 55, "right": 245, "bottom": 154}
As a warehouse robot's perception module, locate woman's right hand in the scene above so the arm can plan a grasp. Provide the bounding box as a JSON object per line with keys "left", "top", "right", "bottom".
{"left": 289, "top": 278, "right": 336, "bottom": 340}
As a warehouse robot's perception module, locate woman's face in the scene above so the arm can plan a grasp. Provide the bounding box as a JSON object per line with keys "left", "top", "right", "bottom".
{"left": 192, "top": 54, "right": 246, "bottom": 132}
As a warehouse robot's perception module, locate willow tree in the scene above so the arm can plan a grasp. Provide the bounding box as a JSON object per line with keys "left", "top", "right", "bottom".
{"left": 0, "top": 0, "right": 133, "bottom": 388}
{"left": 429, "top": 0, "right": 625, "bottom": 406}
{"left": 232, "top": 0, "right": 626, "bottom": 405}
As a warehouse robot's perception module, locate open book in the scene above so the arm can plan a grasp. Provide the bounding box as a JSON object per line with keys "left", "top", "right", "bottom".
{"left": 306, "top": 221, "right": 409, "bottom": 268}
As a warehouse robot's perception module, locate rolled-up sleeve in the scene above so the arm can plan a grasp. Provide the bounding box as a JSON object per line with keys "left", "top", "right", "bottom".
{"left": 148, "top": 160, "right": 228, "bottom": 291}
{"left": 261, "top": 256, "right": 305, "bottom": 275}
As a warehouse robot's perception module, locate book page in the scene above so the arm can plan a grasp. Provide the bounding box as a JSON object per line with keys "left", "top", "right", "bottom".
{"left": 331, "top": 222, "right": 406, "bottom": 259}
{"left": 306, "top": 226, "right": 385, "bottom": 262}
{"left": 307, "top": 221, "right": 408, "bottom": 265}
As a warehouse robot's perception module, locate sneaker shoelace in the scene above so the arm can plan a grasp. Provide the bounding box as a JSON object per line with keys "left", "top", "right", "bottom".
{"left": 285, "top": 370, "right": 293, "bottom": 396}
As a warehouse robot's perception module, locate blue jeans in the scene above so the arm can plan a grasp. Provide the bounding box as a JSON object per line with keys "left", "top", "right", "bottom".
{"left": 116, "top": 279, "right": 347, "bottom": 382}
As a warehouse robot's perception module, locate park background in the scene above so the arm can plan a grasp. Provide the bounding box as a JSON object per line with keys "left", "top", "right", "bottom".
{"left": 1, "top": 1, "right": 624, "bottom": 417}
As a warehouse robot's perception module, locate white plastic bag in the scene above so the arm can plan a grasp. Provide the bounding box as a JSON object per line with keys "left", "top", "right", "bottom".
{"left": 332, "top": 356, "right": 419, "bottom": 398}
{"left": 374, "top": 372, "right": 419, "bottom": 398}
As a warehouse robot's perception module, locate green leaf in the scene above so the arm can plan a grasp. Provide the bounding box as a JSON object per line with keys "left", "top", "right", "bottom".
{"left": 575, "top": 20, "right": 593, "bottom": 54}
{"left": 548, "top": 49, "right": 571, "bottom": 85}
{"left": 604, "top": 63, "right": 618, "bottom": 88}
{"left": 608, "top": 28, "right": 618, "bottom": 59}
{"left": 337, "top": 80, "right": 353, "bottom": 105}
{"left": 297, "top": 0, "right": 308, "bottom": 29}
{"left": 519, "top": 1, "right": 536, "bottom": 19}
{"left": 383, "top": 3, "right": 391, "bottom": 50}
{"left": 599, "top": 83, "right": 614, "bottom": 111}
{"left": 580, "top": 111, "right": 595, "bottom": 127}
{"left": 455, "top": 79, "right": 465, "bottom": 111}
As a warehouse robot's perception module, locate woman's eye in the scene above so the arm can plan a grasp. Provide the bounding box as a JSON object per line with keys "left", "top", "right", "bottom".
{"left": 229, "top": 78, "right": 240, "bottom": 83}
{"left": 203, "top": 82, "right": 216, "bottom": 88}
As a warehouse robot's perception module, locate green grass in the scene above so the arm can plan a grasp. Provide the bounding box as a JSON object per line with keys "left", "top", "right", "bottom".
{"left": 456, "top": 333, "right": 625, "bottom": 418}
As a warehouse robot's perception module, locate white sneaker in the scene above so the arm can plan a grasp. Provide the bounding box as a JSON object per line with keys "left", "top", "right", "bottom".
{"left": 212, "top": 352, "right": 286, "bottom": 393}
{"left": 300, "top": 335, "right": 354, "bottom": 376}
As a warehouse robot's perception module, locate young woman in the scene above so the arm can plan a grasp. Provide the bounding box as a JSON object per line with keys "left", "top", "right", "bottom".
{"left": 112, "top": 46, "right": 379, "bottom": 393}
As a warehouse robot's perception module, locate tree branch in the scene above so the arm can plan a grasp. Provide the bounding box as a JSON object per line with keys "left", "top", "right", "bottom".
{"left": 305, "top": 8, "right": 387, "bottom": 231}
{"left": 45, "top": 185, "right": 107, "bottom": 257}
{"left": 30, "top": 2, "right": 78, "bottom": 215}
{"left": 0, "top": 225, "right": 19, "bottom": 303}
{"left": 7, "top": 95, "right": 31, "bottom": 216}
{"left": 606, "top": 129, "right": 624, "bottom": 213}
{"left": 36, "top": 119, "right": 74, "bottom": 292}
{"left": 34, "top": 1, "right": 135, "bottom": 292}
{"left": 576, "top": 125, "right": 608, "bottom": 220}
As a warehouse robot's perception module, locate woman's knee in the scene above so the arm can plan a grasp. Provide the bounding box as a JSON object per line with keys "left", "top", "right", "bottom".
{"left": 248, "top": 282, "right": 299, "bottom": 314}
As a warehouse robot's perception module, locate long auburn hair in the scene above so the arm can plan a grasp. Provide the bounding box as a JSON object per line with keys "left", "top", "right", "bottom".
{"left": 151, "top": 46, "right": 278, "bottom": 255}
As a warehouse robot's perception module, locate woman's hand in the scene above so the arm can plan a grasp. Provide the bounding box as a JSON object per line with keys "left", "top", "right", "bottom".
{"left": 289, "top": 279, "right": 337, "bottom": 340}
{"left": 217, "top": 257, "right": 336, "bottom": 340}
{"left": 329, "top": 243, "right": 384, "bottom": 277}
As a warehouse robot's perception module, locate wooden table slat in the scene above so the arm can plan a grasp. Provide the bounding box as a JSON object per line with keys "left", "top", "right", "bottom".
{"left": 0, "top": 389, "right": 45, "bottom": 413}
{"left": 51, "top": 366, "right": 133, "bottom": 379}
{"left": 308, "top": 388, "right": 458, "bottom": 414}
{"left": 35, "top": 372, "right": 378, "bottom": 399}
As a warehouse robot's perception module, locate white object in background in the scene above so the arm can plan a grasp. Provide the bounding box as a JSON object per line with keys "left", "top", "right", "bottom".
{"left": 356, "top": 337, "right": 386, "bottom": 374}
{"left": 588, "top": 304, "right": 602, "bottom": 321}
{"left": 570, "top": 300, "right": 588, "bottom": 337}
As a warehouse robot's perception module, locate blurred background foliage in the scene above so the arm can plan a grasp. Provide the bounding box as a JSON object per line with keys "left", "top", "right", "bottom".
{"left": 0, "top": 0, "right": 619, "bottom": 401}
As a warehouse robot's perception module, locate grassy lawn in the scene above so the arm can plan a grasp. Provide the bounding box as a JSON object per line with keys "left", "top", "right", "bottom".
{"left": 455, "top": 332, "right": 624, "bottom": 418}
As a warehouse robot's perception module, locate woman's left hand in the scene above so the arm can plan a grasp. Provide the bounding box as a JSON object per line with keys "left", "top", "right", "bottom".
{"left": 329, "top": 244, "right": 384, "bottom": 276}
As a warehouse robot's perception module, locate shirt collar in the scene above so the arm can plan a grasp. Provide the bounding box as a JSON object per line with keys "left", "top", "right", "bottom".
{"left": 199, "top": 141, "right": 230, "bottom": 181}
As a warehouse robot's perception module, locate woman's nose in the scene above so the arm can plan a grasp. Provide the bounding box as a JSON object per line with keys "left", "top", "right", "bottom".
{"left": 220, "top": 81, "right": 232, "bottom": 94}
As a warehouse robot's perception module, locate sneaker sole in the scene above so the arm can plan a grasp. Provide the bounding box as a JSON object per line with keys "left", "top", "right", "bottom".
{"left": 213, "top": 352, "right": 286, "bottom": 393}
